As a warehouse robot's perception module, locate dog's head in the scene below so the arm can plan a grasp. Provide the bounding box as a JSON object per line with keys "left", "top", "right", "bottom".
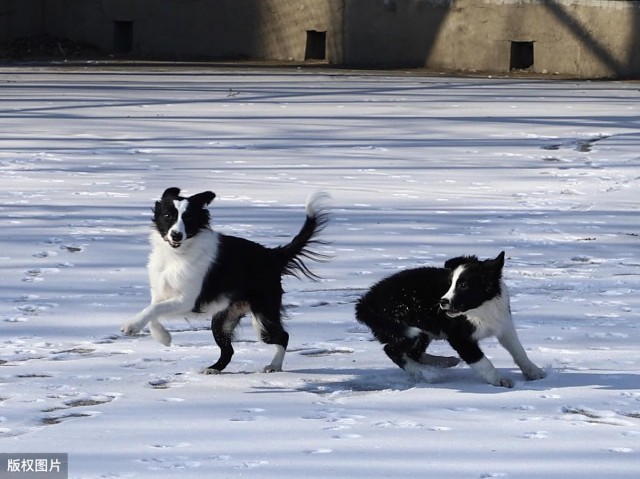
{"left": 152, "top": 187, "right": 216, "bottom": 249}
{"left": 439, "top": 251, "right": 505, "bottom": 316}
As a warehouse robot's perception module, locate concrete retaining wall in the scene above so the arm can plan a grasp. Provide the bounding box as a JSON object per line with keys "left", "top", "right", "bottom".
{"left": 2, "top": 0, "right": 640, "bottom": 78}
{"left": 39, "top": 0, "right": 343, "bottom": 63}
{"left": 0, "top": 0, "right": 43, "bottom": 42}
{"left": 344, "top": 0, "right": 640, "bottom": 78}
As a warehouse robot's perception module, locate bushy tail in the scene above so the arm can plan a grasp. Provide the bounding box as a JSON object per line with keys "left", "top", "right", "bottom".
{"left": 275, "top": 192, "right": 330, "bottom": 280}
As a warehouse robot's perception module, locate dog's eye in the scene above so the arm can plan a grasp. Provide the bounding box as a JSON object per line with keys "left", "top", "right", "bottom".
{"left": 458, "top": 281, "right": 468, "bottom": 290}
{"left": 163, "top": 213, "right": 172, "bottom": 219}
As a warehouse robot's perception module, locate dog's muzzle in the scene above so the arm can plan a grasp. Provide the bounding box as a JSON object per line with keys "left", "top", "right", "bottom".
{"left": 167, "top": 231, "right": 183, "bottom": 248}
{"left": 439, "top": 298, "right": 459, "bottom": 317}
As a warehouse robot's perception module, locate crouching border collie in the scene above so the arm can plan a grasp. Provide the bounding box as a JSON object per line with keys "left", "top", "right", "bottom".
{"left": 121, "top": 187, "right": 329, "bottom": 374}
{"left": 356, "top": 252, "right": 546, "bottom": 388}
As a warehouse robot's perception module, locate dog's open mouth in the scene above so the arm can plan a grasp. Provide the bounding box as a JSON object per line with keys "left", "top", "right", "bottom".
{"left": 440, "top": 304, "right": 461, "bottom": 318}
{"left": 165, "top": 237, "right": 182, "bottom": 248}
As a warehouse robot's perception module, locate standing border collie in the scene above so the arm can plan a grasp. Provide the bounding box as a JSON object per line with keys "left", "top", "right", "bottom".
{"left": 356, "top": 252, "right": 546, "bottom": 388}
{"left": 121, "top": 187, "right": 329, "bottom": 374}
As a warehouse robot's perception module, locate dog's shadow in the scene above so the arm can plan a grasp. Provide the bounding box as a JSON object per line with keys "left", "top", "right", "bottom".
{"left": 248, "top": 366, "right": 640, "bottom": 396}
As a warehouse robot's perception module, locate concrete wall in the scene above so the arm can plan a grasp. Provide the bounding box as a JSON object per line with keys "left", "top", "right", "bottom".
{"left": 2, "top": 0, "right": 640, "bottom": 78}
{"left": 40, "top": 0, "right": 343, "bottom": 63}
{"left": 344, "top": 0, "right": 640, "bottom": 78}
{"left": 0, "top": 0, "right": 42, "bottom": 42}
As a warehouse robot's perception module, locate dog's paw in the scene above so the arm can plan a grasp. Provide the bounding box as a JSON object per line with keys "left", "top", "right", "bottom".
{"left": 493, "top": 376, "right": 514, "bottom": 388}
{"left": 121, "top": 323, "right": 141, "bottom": 335}
{"left": 201, "top": 367, "right": 222, "bottom": 375}
{"left": 149, "top": 321, "right": 172, "bottom": 346}
{"left": 523, "top": 365, "right": 547, "bottom": 381}
{"left": 402, "top": 361, "right": 430, "bottom": 382}
{"left": 262, "top": 365, "right": 282, "bottom": 373}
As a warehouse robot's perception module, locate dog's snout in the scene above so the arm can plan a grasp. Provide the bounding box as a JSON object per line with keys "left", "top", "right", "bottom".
{"left": 170, "top": 231, "right": 183, "bottom": 242}
{"left": 438, "top": 297, "right": 450, "bottom": 309}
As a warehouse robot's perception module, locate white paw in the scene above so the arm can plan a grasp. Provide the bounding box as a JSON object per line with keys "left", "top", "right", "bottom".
{"left": 523, "top": 365, "right": 547, "bottom": 381}
{"left": 201, "top": 368, "right": 222, "bottom": 375}
{"left": 151, "top": 330, "right": 171, "bottom": 347}
{"left": 262, "top": 365, "right": 282, "bottom": 373}
{"left": 121, "top": 323, "right": 141, "bottom": 335}
{"left": 149, "top": 321, "right": 172, "bottom": 346}
{"left": 402, "top": 360, "right": 428, "bottom": 382}
{"left": 493, "top": 376, "right": 514, "bottom": 388}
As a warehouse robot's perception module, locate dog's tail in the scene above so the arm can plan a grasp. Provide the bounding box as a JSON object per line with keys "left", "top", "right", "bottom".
{"left": 274, "top": 192, "right": 330, "bottom": 280}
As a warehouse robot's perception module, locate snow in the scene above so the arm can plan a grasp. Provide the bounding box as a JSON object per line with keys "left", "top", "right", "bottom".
{"left": 1, "top": 66, "right": 639, "bottom": 478}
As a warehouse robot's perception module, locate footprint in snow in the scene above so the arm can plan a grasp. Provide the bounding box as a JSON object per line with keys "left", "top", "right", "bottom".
{"left": 22, "top": 267, "right": 60, "bottom": 282}
{"left": 520, "top": 431, "right": 548, "bottom": 439}
{"left": 303, "top": 449, "right": 333, "bottom": 455}
{"left": 32, "top": 250, "right": 58, "bottom": 258}
{"left": 148, "top": 373, "right": 188, "bottom": 389}
{"left": 374, "top": 420, "right": 424, "bottom": 429}
{"left": 139, "top": 457, "right": 201, "bottom": 471}
{"left": 561, "top": 406, "right": 633, "bottom": 426}
{"left": 40, "top": 395, "right": 115, "bottom": 426}
{"left": 15, "top": 303, "right": 57, "bottom": 315}
{"left": 234, "top": 461, "right": 269, "bottom": 469}
{"left": 150, "top": 442, "right": 190, "bottom": 449}
{"left": 60, "top": 244, "right": 84, "bottom": 253}
{"left": 230, "top": 407, "right": 267, "bottom": 422}
{"left": 606, "top": 447, "right": 634, "bottom": 454}
{"left": 428, "top": 426, "right": 452, "bottom": 431}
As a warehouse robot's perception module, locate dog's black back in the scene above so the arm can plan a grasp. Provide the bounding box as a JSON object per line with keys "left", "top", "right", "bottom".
{"left": 194, "top": 235, "right": 283, "bottom": 314}
{"left": 356, "top": 267, "right": 452, "bottom": 342}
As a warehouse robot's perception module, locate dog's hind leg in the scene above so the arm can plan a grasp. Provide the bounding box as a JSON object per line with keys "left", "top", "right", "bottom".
{"left": 383, "top": 342, "right": 423, "bottom": 380}
{"left": 203, "top": 302, "right": 248, "bottom": 374}
{"left": 406, "top": 334, "right": 460, "bottom": 369}
{"left": 252, "top": 310, "right": 289, "bottom": 373}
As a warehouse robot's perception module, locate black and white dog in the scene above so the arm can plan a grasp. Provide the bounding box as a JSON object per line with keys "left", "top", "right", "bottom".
{"left": 121, "top": 187, "right": 329, "bottom": 374}
{"left": 356, "top": 252, "right": 545, "bottom": 387}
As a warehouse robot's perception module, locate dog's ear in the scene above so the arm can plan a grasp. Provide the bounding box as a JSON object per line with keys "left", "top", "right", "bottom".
{"left": 484, "top": 251, "right": 505, "bottom": 271}
{"left": 481, "top": 251, "right": 505, "bottom": 293}
{"left": 161, "top": 187, "right": 181, "bottom": 200}
{"left": 444, "top": 255, "right": 477, "bottom": 270}
{"left": 189, "top": 191, "right": 216, "bottom": 207}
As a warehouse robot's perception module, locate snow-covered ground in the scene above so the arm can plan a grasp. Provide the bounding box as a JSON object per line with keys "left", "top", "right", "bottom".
{"left": 0, "top": 66, "right": 639, "bottom": 478}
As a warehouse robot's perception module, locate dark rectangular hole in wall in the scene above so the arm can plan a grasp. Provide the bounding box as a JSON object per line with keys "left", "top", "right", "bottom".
{"left": 305, "top": 30, "right": 326, "bottom": 60}
{"left": 113, "top": 21, "right": 133, "bottom": 54}
{"left": 510, "top": 41, "right": 534, "bottom": 70}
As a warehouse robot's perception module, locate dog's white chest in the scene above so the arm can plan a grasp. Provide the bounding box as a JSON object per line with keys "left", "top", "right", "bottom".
{"left": 147, "top": 230, "right": 218, "bottom": 302}
{"left": 467, "top": 283, "right": 512, "bottom": 340}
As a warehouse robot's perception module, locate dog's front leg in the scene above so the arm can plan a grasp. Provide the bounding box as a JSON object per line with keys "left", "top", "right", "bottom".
{"left": 121, "top": 296, "right": 192, "bottom": 341}
{"left": 470, "top": 356, "right": 514, "bottom": 388}
{"left": 448, "top": 337, "right": 514, "bottom": 388}
{"left": 497, "top": 325, "right": 546, "bottom": 381}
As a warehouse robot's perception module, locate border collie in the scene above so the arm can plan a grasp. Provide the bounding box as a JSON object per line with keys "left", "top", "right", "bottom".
{"left": 355, "top": 252, "right": 545, "bottom": 387}
{"left": 121, "top": 187, "right": 329, "bottom": 374}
